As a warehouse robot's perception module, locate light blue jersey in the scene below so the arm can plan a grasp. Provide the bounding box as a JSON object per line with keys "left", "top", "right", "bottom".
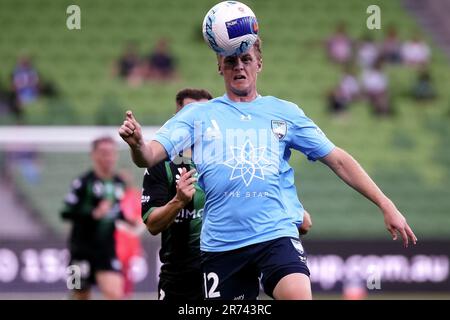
{"left": 280, "top": 152, "right": 304, "bottom": 228}
{"left": 154, "top": 94, "right": 335, "bottom": 252}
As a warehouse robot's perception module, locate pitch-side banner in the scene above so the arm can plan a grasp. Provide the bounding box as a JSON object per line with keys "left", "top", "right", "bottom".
{"left": 305, "top": 240, "right": 450, "bottom": 293}
{"left": 0, "top": 239, "right": 449, "bottom": 293}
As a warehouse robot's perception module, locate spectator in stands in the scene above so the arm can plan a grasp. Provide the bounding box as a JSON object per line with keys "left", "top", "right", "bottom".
{"left": 411, "top": 68, "right": 436, "bottom": 101}
{"left": 326, "top": 23, "right": 353, "bottom": 65}
{"left": 146, "top": 38, "right": 178, "bottom": 81}
{"left": 357, "top": 34, "right": 379, "bottom": 70}
{"left": 12, "top": 55, "right": 40, "bottom": 107}
{"left": 339, "top": 66, "right": 361, "bottom": 103}
{"left": 114, "top": 42, "right": 144, "bottom": 87}
{"left": 402, "top": 33, "right": 431, "bottom": 67}
{"left": 0, "top": 80, "right": 18, "bottom": 120}
{"left": 8, "top": 56, "right": 58, "bottom": 122}
{"left": 327, "top": 65, "right": 360, "bottom": 116}
{"left": 361, "top": 58, "right": 391, "bottom": 116}
{"left": 381, "top": 25, "right": 402, "bottom": 64}
{"left": 0, "top": 80, "right": 9, "bottom": 114}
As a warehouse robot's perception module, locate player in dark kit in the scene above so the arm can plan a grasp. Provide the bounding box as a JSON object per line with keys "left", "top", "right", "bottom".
{"left": 141, "top": 88, "right": 212, "bottom": 301}
{"left": 61, "top": 136, "right": 127, "bottom": 300}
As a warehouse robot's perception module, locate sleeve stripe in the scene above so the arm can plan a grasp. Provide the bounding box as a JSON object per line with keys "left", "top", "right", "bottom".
{"left": 164, "top": 161, "right": 173, "bottom": 187}
{"left": 142, "top": 207, "right": 157, "bottom": 223}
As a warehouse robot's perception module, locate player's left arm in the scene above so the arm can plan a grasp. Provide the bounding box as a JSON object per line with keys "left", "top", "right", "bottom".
{"left": 320, "top": 147, "right": 417, "bottom": 247}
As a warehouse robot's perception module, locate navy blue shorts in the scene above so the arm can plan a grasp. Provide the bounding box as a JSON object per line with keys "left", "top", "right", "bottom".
{"left": 201, "top": 237, "right": 309, "bottom": 300}
{"left": 158, "top": 270, "right": 203, "bottom": 301}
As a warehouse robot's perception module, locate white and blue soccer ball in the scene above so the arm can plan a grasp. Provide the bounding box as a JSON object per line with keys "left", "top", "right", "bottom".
{"left": 202, "top": 1, "right": 259, "bottom": 57}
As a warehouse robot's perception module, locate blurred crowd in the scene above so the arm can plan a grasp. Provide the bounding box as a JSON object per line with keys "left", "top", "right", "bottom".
{"left": 326, "top": 23, "right": 436, "bottom": 118}
{"left": 113, "top": 38, "right": 178, "bottom": 87}
{"left": 0, "top": 38, "right": 179, "bottom": 124}
{"left": 0, "top": 29, "right": 438, "bottom": 124}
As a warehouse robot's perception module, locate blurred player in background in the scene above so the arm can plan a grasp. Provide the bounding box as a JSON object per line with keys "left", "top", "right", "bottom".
{"left": 60, "top": 136, "right": 128, "bottom": 300}
{"left": 115, "top": 169, "right": 146, "bottom": 298}
{"left": 142, "top": 88, "right": 212, "bottom": 301}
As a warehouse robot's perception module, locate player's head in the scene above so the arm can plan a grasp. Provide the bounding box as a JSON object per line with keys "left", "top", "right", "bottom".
{"left": 91, "top": 136, "right": 118, "bottom": 176}
{"left": 175, "top": 88, "right": 213, "bottom": 112}
{"left": 217, "top": 38, "right": 263, "bottom": 99}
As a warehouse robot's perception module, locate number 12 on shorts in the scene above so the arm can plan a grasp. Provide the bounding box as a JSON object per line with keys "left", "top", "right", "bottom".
{"left": 203, "top": 272, "right": 221, "bottom": 298}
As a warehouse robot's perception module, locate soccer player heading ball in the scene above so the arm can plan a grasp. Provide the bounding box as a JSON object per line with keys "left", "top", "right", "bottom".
{"left": 119, "top": 1, "right": 417, "bottom": 300}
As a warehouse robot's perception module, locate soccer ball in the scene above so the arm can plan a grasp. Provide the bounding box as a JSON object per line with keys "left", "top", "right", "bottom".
{"left": 202, "top": 1, "right": 259, "bottom": 57}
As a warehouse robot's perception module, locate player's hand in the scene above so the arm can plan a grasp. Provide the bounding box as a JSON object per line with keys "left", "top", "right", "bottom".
{"left": 299, "top": 210, "right": 312, "bottom": 235}
{"left": 175, "top": 167, "right": 197, "bottom": 205}
{"left": 118, "top": 111, "right": 144, "bottom": 149}
{"left": 93, "top": 199, "right": 113, "bottom": 219}
{"left": 383, "top": 207, "right": 417, "bottom": 248}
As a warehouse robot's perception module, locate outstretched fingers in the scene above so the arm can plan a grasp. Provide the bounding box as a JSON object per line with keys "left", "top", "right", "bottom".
{"left": 406, "top": 224, "right": 418, "bottom": 245}
{"left": 390, "top": 223, "right": 417, "bottom": 248}
{"left": 387, "top": 225, "right": 397, "bottom": 241}
{"left": 399, "top": 227, "right": 409, "bottom": 248}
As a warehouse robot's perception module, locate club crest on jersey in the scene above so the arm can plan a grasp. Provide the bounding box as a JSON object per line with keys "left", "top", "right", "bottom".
{"left": 271, "top": 120, "right": 287, "bottom": 140}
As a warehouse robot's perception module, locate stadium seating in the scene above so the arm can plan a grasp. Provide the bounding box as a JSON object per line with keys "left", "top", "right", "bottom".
{"left": 2, "top": 0, "right": 449, "bottom": 239}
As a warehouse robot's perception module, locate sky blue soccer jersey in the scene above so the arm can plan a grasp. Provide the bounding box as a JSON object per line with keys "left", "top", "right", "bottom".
{"left": 154, "top": 94, "right": 335, "bottom": 252}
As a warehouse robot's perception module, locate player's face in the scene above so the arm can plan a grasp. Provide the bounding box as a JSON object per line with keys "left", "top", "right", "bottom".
{"left": 92, "top": 141, "right": 118, "bottom": 175}
{"left": 218, "top": 46, "right": 262, "bottom": 99}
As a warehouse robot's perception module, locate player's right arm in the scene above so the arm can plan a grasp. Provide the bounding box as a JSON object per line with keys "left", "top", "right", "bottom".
{"left": 142, "top": 164, "right": 196, "bottom": 235}
{"left": 119, "top": 111, "right": 168, "bottom": 168}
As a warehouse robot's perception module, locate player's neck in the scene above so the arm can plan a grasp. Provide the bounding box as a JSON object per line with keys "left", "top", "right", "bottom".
{"left": 94, "top": 167, "right": 114, "bottom": 180}
{"left": 226, "top": 89, "right": 258, "bottom": 103}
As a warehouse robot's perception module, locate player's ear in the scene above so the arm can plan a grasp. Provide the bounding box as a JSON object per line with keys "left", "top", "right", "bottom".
{"left": 257, "top": 59, "right": 262, "bottom": 72}
{"left": 218, "top": 63, "right": 223, "bottom": 76}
